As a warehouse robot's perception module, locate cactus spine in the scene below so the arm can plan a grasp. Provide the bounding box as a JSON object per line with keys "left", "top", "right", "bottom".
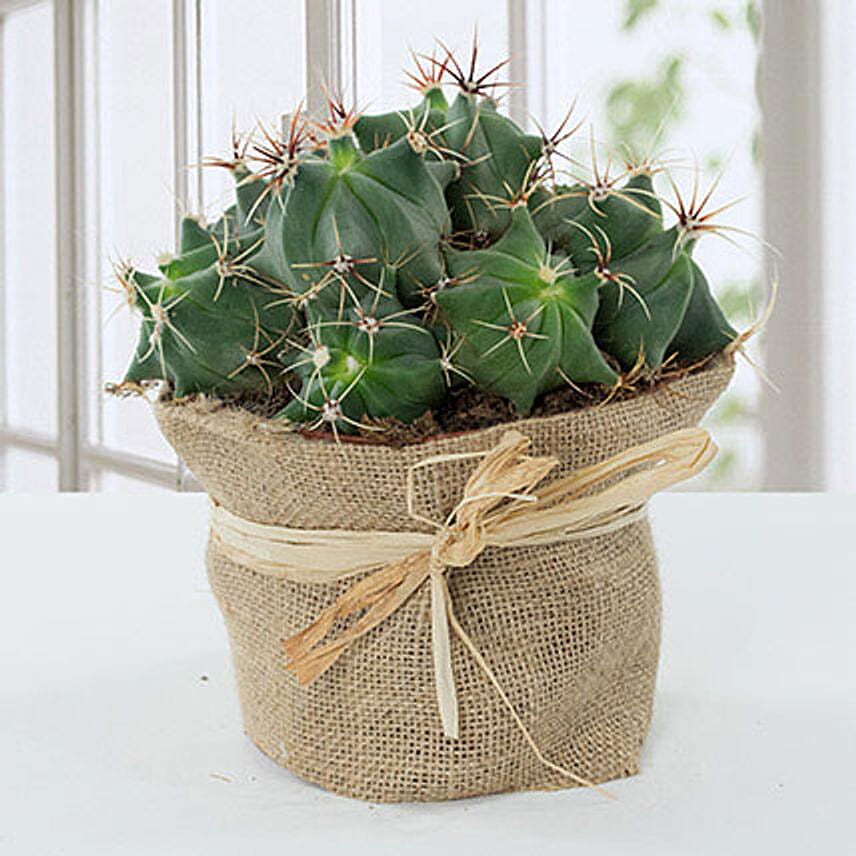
{"left": 117, "top": 35, "right": 739, "bottom": 431}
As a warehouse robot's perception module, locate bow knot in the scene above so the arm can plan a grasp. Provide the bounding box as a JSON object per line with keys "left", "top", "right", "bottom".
{"left": 431, "top": 522, "right": 485, "bottom": 570}
{"left": 213, "top": 426, "right": 717, "bottom": 787}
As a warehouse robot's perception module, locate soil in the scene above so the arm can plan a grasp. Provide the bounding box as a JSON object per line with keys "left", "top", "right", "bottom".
{"left": 200, "top": 354, "right": 724, "bottom": 448}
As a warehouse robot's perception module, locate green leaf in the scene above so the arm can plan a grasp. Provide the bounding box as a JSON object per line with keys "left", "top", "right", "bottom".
{"left": 710, "top": 9, "right": 731, "bottom": 30}
{"left": 746, "top": 0, "right": 762, "bottom": 43}
{"left": 621, "top": 0, "right": 659, "bottom": 31}
{"left": 604, "top": 55, "right": 685, "bottom": 152}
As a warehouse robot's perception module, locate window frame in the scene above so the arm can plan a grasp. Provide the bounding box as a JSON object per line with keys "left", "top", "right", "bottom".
{"left": 0, "top": 0, "right": 834, "bottom": 490}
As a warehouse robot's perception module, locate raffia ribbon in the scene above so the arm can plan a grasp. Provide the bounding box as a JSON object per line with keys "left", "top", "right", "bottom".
{"left": 210, "top": 426, "right": 716, "bottom": 789}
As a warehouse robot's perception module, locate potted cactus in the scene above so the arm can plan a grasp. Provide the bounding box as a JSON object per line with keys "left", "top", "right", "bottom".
{"left": 113, "top": 43, "right": 740, "bottom": 802}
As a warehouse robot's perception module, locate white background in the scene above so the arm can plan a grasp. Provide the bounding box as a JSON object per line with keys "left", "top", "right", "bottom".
{"left": 2, "top": 492, "right": 852, "bottom": 853}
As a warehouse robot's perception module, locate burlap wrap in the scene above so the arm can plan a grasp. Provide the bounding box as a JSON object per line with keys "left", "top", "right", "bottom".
{"left": 154, "top": 358, "right": 733, "bottom": 802}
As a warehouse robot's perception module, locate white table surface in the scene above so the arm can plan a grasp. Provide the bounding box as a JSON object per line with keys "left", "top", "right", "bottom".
{"left": 1, "top": 493, "right": 854, "bottom": 855}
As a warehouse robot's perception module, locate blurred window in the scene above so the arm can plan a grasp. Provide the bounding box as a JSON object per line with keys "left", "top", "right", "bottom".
{"left": 0, "top": 1, "right": 797, "bottom": 491}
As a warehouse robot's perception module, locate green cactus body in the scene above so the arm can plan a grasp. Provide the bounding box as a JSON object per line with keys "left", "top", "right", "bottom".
{"left": 594, "top": 244, "right": 694, "bottom": 370}
{"left": 593, "top": 227, "right": 739, "bottom": 370}
{"left": 117, "top": 42, "right": 742, "bottom": 431}
{"left": 667, "top": 259, "right": 737, "bottom": 361}
{"left": 256, "top": 134, "right": 449, "bottom": 311}
{"left": 531, "top": 172, "right": 662, "bottom": 271}
{"left": 354, "top": 88, "right": 449, "bottom": 154}
{"left": 436, "top": 205, "right": 617, "bottom": 414}
{"left": 123, "top": 261, "right": 293, "bottom": 398}
{"left": 159, "top": 223, "right": 265, "bottom": 281}
{"left": 280, "top": 304, "right": 444, "bottom": 429}
{"left": 179, "top": 216, "right": 212, "bottom": 254}
{"left": 442, "top": 94, "right": 543, "bottom": 239}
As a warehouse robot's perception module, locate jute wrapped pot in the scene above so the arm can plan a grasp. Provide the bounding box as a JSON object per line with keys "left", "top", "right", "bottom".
{"left": 154, "top": 357, "right": 734, "bottom": 802}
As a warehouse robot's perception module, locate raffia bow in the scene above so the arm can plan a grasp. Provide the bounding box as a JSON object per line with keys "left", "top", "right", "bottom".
{"left": 210, "top": 426, "right": 716, "bottom": 788}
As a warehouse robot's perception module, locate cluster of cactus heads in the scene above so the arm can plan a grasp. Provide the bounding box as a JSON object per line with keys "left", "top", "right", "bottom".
{"left": 117, "top": 37, "right": 738, "bottom": 434}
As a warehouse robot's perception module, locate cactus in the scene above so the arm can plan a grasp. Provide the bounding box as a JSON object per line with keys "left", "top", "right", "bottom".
{"left": 436, "top": 201, "right": 617, "bottom": 413}
{"left": 116, "top": 36, "right": 741, "bottom": 432}
{"left": 280, "top": 297, "right": 445, "bottom": 434}
{"left": 120, "top": 228, "right": 294, "bottom": 399}
{"left": 353, "top": 51, "right": 451, "bottom": 154}
{"left": 531, "top": 149, "right": 737, "bottom": 371}
{"left": 251, "top": 96, "right": 453, "bottom": 311}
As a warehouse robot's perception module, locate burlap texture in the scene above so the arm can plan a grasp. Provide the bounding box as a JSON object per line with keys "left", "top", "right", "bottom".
{"left": 155, "top": 358, "right": 733, "bottom": 802}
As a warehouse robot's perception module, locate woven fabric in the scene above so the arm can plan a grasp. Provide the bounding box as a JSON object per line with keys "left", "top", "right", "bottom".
{"left": 155, "top": 358, "right": 733, "bottom": 802}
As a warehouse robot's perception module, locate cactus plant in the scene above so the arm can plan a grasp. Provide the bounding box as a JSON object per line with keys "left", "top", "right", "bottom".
{"left": 115, "top": 36, "right": 740, "bottom": 433}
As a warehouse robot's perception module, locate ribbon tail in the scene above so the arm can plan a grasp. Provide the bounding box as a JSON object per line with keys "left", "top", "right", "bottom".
{"left": 444, "top": 593, "right": 611, "bottom": 796}
{"left": 430, "top": 570, "right": 459, "bottom": 739}
{"left": 286, "top": 556, "right": 431, "bottom": 686}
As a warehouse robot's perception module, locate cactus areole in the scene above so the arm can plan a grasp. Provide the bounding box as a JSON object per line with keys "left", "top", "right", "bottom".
{"left": 117, "top": 40, "right": 739, "bottom": 436}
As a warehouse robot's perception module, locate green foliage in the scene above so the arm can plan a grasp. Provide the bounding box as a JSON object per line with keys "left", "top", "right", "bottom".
{"left": 710, "top": 8, "right": 732, "bottom": 30}
{"left": 622, "top": 0, "right": 660, "bottom": 31}
{"left": 117, "top": 38, "right": 741, "bottom": 432}
{"left": 716, "top": 277, "right": 763, "bottom": 322}
{"left": 604, "top": 55, "right": 685, "bottom": 153}
{"left": 745, "top": 0, "right": 761, "bottom": 42}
